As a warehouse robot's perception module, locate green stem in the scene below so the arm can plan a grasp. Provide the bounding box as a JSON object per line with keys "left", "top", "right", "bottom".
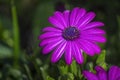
{"left": 40, "top": 67, "right": 46, "bottom": 80}
{"left": 24, "top": 64, "right": 33, "bottom": 80}
{"left": 11, "top": 0, "right": 20, "bottom": 68}
{"left": 27, "top": 55, "right": 41, "bottom": 79}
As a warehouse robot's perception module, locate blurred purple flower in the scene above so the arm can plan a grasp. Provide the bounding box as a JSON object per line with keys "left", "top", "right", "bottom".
{"left": 83, "top": 65, "right": 120, "bottom": 80}
{"left": 39, "top": 7, "right": 106, "bottom": 65}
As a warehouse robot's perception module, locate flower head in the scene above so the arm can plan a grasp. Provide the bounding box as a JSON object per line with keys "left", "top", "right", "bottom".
{"left": 83, "top": 65, "right": 120, "bottom": 80}
{"left": 39, "top": 7, "right": 106, "bottom": 65}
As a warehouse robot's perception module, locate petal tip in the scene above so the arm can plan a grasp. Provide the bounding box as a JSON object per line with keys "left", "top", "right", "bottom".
{"left": 66, "top": 60, "right": 72, "bottom": 65}
{"left": 51, "top": 57, "right": 57, "bottom": 63}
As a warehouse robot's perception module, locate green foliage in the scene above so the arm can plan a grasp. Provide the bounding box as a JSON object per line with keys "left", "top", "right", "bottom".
{"left": 70, "top": 60, "right": 77, "bottom": 75}
{"left": 96, "top": 50, "right": 106, "bottom": 64}
{"left": 58, "top": 73, "right": 74, "bottom": 80}
{"left": 0, "top": 44, "right": 12, "bottom": 58}
{"left": 58, "top": 61, "right": 69, "bottom": 75}
{"left": 46, "top": 76, "right": 55, "bottom": 80}
{"left": 8, "top": 68, "right": 22, "bottom": 79}
{"left": 88, "top": 62, "right": 94, "bottom": 72}
{"left": 96, "top": 50, "right": 107, "bottom": 70}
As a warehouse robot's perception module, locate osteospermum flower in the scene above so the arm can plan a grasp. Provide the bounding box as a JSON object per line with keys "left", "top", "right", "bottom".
{"left": 83, "top": 66, "right": 120, "bottom": 80}
{"left": 39, "top": 7, "right": 106, "bottom": 64}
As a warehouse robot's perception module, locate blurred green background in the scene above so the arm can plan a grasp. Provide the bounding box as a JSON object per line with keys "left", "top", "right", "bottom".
{"left": 0, "top": 0, "right": 120, "bottom": 80}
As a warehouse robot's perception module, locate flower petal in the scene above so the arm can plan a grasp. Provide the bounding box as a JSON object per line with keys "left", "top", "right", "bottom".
{"left": 89, "top": 42, "right": 101, "bottom": 54}
{"left": 77, "top": 12, "right": 96, "bottom": 29}
{"left": 42, "top": 39, "right": 64, "bottom": 54}
{"left": 77, "top": 39, "right": 95, "bottom": 56}
{"left": 39, "top": 36, "right": 63, "bottom": 47}
{"left": 48, "top": 16, "right": 64, "bottom": 30}
{"left": 81, "top": 21, "right": 104, "bottom": 30}
{"left": 74, "top": 8, "right": 86, "bottom": 26}
{"left": 82, "top": 40, "right": 101, "bottom": 54}
{"left": 63, "top": 10, "right": 70, "bottom": 27}
{"left": 51, "top": 41, "right": 67, "bottom": 63}
{"left": 65, "top": 41, "right": 72, "bottom": 65}
{"left": 95, "top": 66, "right": 105, "bottom": 72}
{"left": 116, "top": 68, "right": 120, "bottom": 80}
{"left": 42, "top": 26, "right": 62, "bottom": 32}
{"left": 70, "top": 7, "right": 79, "bottom": 27}
{"left": 39, "top": 32, "right": 61, "bottom": 40}
{"left": 72, "top": 41, "right": 84, "bottom": 64}
{"left": 54, "top": 11, "right": 67, "bottom": 28}
{"left": 83, "top": 71, "right": 98, "bottom": 80}
{"left": 81, "top": 28, "right": 106, "bottom": 35}
{"left": 109, "top": 66, "right": 120, "bottom": 80}
{"left": 80, "top": 35, "right": 106, "bottom": 43}
{"left": 95, "top": 66, "right": 107, "bottom": 80}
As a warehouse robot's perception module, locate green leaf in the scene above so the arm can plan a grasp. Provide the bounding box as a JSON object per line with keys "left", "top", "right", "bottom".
{"left": 87, "top": 62, "right": 94, "bottom": 72}
{"left": 70, "top": 60, "right": 77, "bottom": 75}
{"left": 58, "top": 73, "right": 74, "bottom": 80}
{"left": 0, "top": 44, "right": 12, "bottom": 58}
{"left": 58, "top": 60, "right": 68, "bottom": 75}
{"left": 46, "top": 76, "right": 55, "bottom": 80}
{"left": 67, "top": 73, "right": 74, "bottom": 80}
{"left": 96, "top": 50, "right": 107, "bottom": 69}
{"left": 35, "top": 58, "right": 42, "bottom": 66}
{"left": 8, "top": 68, "right": 22, "bottom": 79}
{"left": 96, "top": 50, "right": 106, "bottom": 64}
{"left": 40, "top": 67, "right": 47, "bottom": 80}
{"left": 24, "top": 64, "right": 33, "bottom": 80}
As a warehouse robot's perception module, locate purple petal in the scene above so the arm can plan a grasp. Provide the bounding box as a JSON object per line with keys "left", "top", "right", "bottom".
{"left": 77, "top": 39, "right": 95, "bottom": 56}
{"left": 63, "top": 10, "right": 70, "bottom": 28}
{"left": 81, "top": 28, "right": 106, "bottom": 35}
{"left": 39, "top": 36, "right": 63, "bottom": 47}
{"left": 83, "top": 71, "right": 98, "bottom": 80}
{"left": 74, "top": 8, "right": 86, "bottom": 26}
{"left": 42, "top": 39, "right": 64, "bottom": 54}
{"left": 72, "top": 41, "right": 84, "bottom": 64}
{"left": 42, "top": 27, "right": 62, "bottom": 32}
{"left": 54, "top": 11, "right": 67, "bottom": 28}
{"left": 39, "top": 32, "right": 61, "bottom": 40}
{"left": 116, "top": 68, "right": 120, "bottom": 80}
{"left": 48, "top": 16, "right": 64, "bottom": 30}
{"left": 65, "top": 41, "right": 72, "bottom": 65}
{"left": 81, "top": 21, "right": 104, "bottom": 30}
{"left": 70, "top": 7, "right": 79, "bottom": 27}
{"left": 51, "top": 41, "right": 67, "bottom": 63}
{"left": 95, "top": 66, "right": 107, "bottom": 80}
{"left": 80, "top": 35, "right": 106, "bottom": 43}
{"left": 82, "top": 40, "right": 101, "bottom": 54}
{"left": 109, "top": 66, "right": 120, "bottom": 80}
{"left": 95, "top": 66, "right": 105, "bottom": 72}
{"left": 89, "top": 42, "right": 101, "bottom": 54}
{"left": 77, "top": 12, "right": 96, "bottom": 29}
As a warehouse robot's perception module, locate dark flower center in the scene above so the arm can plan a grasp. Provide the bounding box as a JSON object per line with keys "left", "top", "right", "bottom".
{"left": 62, "top": 27, "right": 80, "bottom": 40}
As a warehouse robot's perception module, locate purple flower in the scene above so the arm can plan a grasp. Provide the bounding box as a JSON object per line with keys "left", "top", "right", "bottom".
{"left": 39, "top": 7, "right": 106, "bottom": 65}
{"left": 83, "top": 66, "right": 120, "bottom": 80}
